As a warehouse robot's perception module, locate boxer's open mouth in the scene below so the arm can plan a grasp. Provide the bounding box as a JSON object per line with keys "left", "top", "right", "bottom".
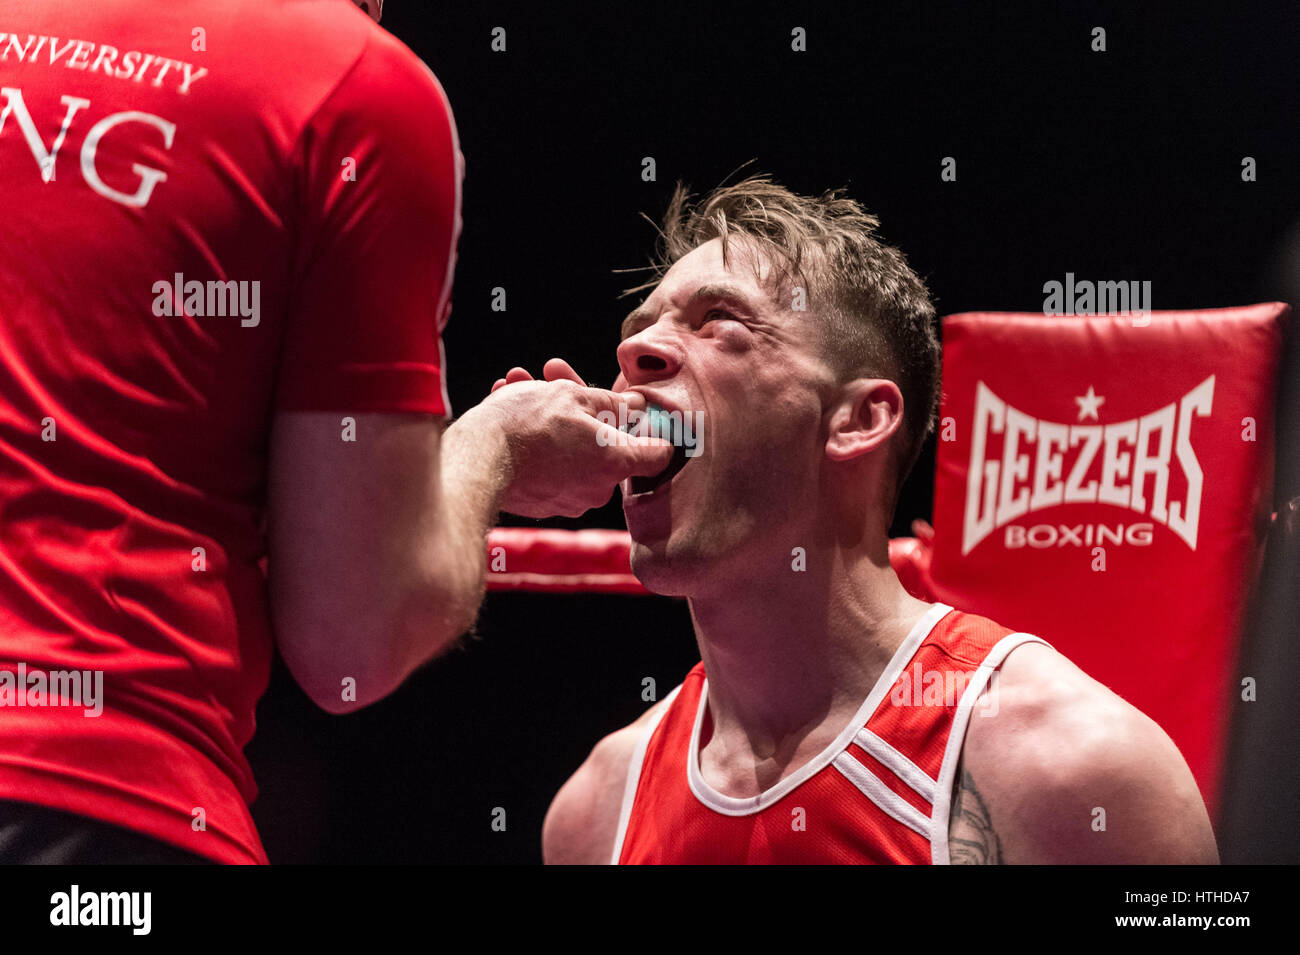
{"left": 626, "top": 401, "right": 696, "bottom": 496}
{"left": 629, "top": 442, "right": 691, "bottom": 496}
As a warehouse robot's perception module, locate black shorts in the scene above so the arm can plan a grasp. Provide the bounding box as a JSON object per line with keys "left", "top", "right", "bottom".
{"left": 0, "top": 801, "right": 215, "bottom": 864}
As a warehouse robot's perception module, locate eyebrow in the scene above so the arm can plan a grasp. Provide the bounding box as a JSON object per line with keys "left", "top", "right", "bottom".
{"left": 620, "top": 283, "right": 756, "bottom": 340}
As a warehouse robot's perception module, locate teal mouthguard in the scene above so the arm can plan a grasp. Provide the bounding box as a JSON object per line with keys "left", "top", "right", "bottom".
{"left": 644, "top": 403, "right": 681, "bottom": 445}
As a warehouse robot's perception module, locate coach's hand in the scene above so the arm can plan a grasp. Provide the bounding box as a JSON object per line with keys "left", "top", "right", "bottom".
{"left": 459, "top": 358, "right": 674, "bottom": 518}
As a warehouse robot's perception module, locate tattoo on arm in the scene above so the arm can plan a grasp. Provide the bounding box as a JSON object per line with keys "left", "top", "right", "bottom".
{"left": 948, "top": 767, "right": 1002, "bottom": 864}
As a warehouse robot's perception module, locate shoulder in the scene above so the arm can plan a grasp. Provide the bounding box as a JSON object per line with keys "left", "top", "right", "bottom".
{"left": 955, "top": 641, "right": 1218, "bottom": 864}
{"left": 348, "top": 24, "right": 453, "bottom": 113}
{"left": 294, "top": 19, "right": 459, "bottom": 225}
{"left": 542, "top": 699, "right": 670, "bottom": 865}
{"left": 214, "top": 4, "right": 456, "bottom": 162}
{"left": 311, "top": 17, "right": 455, "bottom": 133}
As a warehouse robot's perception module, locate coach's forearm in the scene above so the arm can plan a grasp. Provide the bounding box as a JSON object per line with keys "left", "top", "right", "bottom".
{"left": 405, "top": 407, "right": 512, "bottom": 661}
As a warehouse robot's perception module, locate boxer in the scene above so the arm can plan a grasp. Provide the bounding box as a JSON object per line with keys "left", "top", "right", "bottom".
{"left": 540, "top": 175, "right": 1219, "bottom": 864}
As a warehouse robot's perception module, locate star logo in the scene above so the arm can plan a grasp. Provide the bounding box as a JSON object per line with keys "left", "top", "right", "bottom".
{"left": 1075, "top": 386, "right": 1105, "bottom": 422}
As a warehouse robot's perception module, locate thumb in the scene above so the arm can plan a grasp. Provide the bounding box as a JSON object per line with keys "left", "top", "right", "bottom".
{"left": 595, "top": 424, "right": 676, "bottom": 477}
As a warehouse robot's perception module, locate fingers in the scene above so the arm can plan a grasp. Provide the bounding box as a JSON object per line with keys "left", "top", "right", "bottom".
{"left": 493, "top": 362, "right": 586, "bottom": 396}
{"left": 618, "top": 439, "right": 677, "bottom": 477}
{"left": 575, "top": 385, "right": 647, "bottom": 420}
{"left": 491, "top": 366, "right": 537, "bottom": 394}
{"left": 592, "top": 421, "right": 675, "bottom": 477}
{"left": 488, "top": 365, "right": 645, "bottom": 421}
{"left": 542, "top": 358, "right": 586, "bottom": 384}
{"left": 492, "top": 361, "right": 584, "bottom": 388}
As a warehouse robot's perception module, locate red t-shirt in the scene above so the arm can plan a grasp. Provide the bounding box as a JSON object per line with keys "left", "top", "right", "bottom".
{"left": 0, "top": 0, "right": 462, "bottom": 863}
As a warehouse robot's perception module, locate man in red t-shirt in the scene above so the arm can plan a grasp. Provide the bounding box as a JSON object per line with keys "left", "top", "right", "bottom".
{"left": 0, "top": 0, "right": 670, "bottom": 863}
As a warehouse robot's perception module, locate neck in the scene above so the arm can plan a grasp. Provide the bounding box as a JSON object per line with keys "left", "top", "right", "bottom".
{"left": 688, "top": 541, "right": 932, "bottom": 761}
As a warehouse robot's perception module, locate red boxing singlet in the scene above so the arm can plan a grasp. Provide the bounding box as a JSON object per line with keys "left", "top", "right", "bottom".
{"left": 615, "top": 603, "right": 1049, "bottom": 864}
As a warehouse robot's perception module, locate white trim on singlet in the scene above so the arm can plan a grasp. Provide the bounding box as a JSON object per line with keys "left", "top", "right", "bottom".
{"left": 929, "top": 632, "right": 1053, "bottom": 865}
{"left": 685, "top": 602, "right": 954, "bottom": 816}
{"left": 831, "top": 751, "right": 932, "bottom": 838}
{"left": 609, "top": 684, "right": 682, "bottom": 865}
{"left": 852, "top": 726, "right": 938, "bottom": 804}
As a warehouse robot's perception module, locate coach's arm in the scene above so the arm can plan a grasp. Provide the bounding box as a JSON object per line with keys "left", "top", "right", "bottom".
{"left": 267, "top": 379, "right": 671, "bottom": 715}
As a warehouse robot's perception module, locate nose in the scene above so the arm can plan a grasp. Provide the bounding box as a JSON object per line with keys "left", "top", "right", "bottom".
{"left": 616, "top": 326, "right": 683, "bottom": 386}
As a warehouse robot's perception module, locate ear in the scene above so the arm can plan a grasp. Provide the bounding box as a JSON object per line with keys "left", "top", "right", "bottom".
{"left": 824, "top": 378, "right": 904, "bottom": 463}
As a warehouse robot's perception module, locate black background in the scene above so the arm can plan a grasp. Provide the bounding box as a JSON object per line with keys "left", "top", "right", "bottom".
{"left": 245, "top": 0, "right": 1300, "bottom": 863}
